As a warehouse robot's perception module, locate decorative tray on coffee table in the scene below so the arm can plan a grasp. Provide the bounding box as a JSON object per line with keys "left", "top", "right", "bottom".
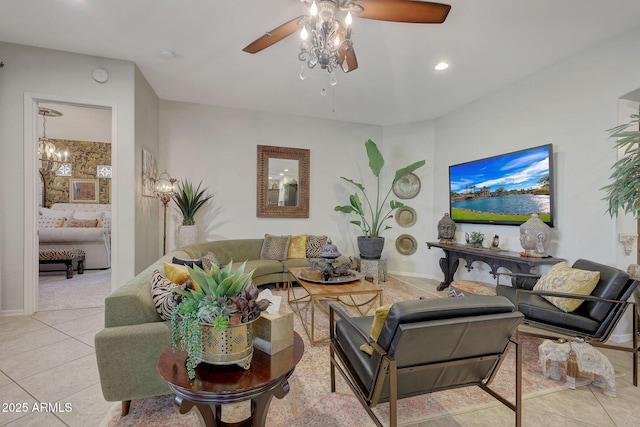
{"left": 295, "top": 270, "right": 361, "bottom": 285}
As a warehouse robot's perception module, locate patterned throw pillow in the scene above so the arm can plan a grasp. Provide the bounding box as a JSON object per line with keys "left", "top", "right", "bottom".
{"left": 67, "top": 219, "right": 99, "bottom": 228}
{"left": 38, "top": 216, "right": 66, "bottom": 229}
{"left": 201, "top": 252, "right": 222, "bottom": 273}
{"left": 306, "top": 235, "right": 328, "bottom": 258}
{"left": 288, "top": 234, "right": 307, "bottom": 259}
{"left": 151, "top": 269, "right": 181, "bottom": 321}
{"left": 260, "top": 234, "right": 292, "bottom": 261}
{"left": 533, "top": 262, "right": 600, "bottom": 312}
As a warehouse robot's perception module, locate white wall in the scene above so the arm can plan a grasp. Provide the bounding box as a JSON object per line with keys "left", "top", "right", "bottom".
{"left": 0, "top": 42, "right": 137, "bottom": 314}
{"left": 38, "top": 102, "right": 112, "bottom": 143}
{"left": 134, "top": 66, "right": 161, "bottom": 272}
{"left": 159, "top": 101, "right": 383, "bottom": 257}
{"left": 383, "top": 121, "right": 437, "bottom": 277}
{"left": 427, "top": 26, "right": 640, "bottom": 284}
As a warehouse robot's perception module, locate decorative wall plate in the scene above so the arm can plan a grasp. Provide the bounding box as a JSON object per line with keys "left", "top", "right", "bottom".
{"left": 392, "top": 173, "right": 421, "bottom": 199}
{"left": 295, "top": 270, "right": 361, "bottom": 285}
{"left": 395, "top": 234, "right": 418, "bottom": 255}
{"left": 395, "top": 207, "right": 417, "bottom": 227}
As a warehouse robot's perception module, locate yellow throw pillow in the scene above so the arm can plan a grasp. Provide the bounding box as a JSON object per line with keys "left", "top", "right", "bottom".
{"left": 288, "top": 234, "right": 308, "bottom": 259}
{"left": 360, "top": 304, "right": 392, "bottom": 355}
{"left": 164, "top": 263, "right": 191, "bottom": 285}
{"left": 533, "top": 262, "right": 600, "bottom": 312}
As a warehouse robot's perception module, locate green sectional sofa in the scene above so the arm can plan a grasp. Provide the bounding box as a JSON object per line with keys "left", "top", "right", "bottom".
{"left": 94, "top": 238, "right": 336, "bottom": 415}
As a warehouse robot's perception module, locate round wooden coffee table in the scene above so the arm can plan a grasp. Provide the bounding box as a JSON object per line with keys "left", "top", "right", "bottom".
{"left": 158, "top": 332, "right": 304, "bottom": 427}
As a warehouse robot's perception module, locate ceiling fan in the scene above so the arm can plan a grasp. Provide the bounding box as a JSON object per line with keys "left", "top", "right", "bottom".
{"left": 243, "top": 0, "right": 451, "bottom": 82}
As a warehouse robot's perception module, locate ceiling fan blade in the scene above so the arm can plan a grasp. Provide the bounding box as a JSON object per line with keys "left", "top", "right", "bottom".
{"left": 353, "top": 0, "right": 451, "bottom": 23}
{"left": 243, "top": 16, "right": 305, "bottom": 54}
{"left": 338, "top": 41, "right": 358, "bottom": 73}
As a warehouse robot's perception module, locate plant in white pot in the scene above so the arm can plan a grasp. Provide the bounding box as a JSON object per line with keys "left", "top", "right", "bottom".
{"left": 334, "top": 139, "right": 425, "bottom": 259}
{"left": 172, "top": 179, "right": 214, "bottom": 247}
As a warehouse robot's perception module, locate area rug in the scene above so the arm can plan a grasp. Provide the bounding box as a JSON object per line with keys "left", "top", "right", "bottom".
{"left": 39, "top": 268, "right": 111, "bottom": 311}
{"left": 100, "top": 276, "right": 569, "bottom": 427}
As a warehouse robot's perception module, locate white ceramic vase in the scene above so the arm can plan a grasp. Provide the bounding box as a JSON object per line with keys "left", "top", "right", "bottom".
{"left": 177, "top": 224, "right": 199, "bottom": 248}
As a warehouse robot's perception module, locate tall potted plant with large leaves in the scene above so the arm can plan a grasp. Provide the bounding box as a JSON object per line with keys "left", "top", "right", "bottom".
{"left": 172, "top": 179, "right": 214, "bottom": 247}
{"left": 602, "top": 113, "right": 640, "bottom": 218}
{"left": 335, "top": 139, "right": 425, "bottom": 259}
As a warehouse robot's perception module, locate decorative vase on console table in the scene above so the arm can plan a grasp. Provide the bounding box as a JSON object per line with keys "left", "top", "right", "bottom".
{"left": 519, "top": 213, "right": 551, "bottom": 256}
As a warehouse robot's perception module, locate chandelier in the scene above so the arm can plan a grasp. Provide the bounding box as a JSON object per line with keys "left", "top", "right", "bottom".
{"left": 38, "top": 107, "right": 68, "bottom": 173}
{"left": 298, "top": 0, "right": 357, "bottom": 85}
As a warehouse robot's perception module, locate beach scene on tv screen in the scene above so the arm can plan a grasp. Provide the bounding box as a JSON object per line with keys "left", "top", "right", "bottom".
{"left": 449, "top": 146, "right": 551, "bottom": 224}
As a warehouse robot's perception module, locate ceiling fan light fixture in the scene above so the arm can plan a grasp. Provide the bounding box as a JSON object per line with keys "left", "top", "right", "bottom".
{"left": 243, "top": 1, "right": 451, "bottom": 84}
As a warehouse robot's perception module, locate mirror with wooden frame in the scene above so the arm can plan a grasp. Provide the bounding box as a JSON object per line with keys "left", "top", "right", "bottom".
{"left": 257, "top": 145, "right": 309, "bottom": 218}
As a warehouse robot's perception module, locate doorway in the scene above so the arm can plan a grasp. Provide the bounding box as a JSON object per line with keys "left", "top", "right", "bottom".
{"left": 24, "top": 94, "right": 117, "bottom": 315}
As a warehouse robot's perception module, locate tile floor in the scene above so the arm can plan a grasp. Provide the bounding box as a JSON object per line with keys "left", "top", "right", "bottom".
{"left": 0, "top": 275, "right": 638, "bottom": 426}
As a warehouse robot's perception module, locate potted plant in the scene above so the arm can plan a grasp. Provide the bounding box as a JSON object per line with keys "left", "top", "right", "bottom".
{"left": 172, "top": 179, "right": 214, "bottom": 247}
{"left": 171, "top": 260, "right": 270, "bottom": 379}
{"left": 334, "top": 139, "right": 425, "bottom": 259}
{"left": 602, "top": 113, "right": 640, "bottom": 218}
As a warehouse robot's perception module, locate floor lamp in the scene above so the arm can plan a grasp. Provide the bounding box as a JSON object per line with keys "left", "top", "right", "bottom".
{"left": 152, "top": 171, "right": 177, "bottom": 255}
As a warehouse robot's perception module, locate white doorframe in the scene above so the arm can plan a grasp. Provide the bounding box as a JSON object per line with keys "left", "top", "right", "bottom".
{"left": 23, "top": 93, "right": 117, "bottom": 315}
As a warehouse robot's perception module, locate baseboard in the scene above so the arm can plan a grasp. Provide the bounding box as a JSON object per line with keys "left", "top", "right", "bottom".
{"left": 387, "top": 269, "right": 440, "bottom": 282}
{"left": 0, "top": 309, "right": 25, "bottom": 317}
{"left": 609, "top": 332, "right": 633, "bottom": 343}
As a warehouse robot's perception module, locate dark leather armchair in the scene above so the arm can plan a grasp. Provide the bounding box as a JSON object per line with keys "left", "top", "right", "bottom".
{"left": 329, "top": 296, "right": 524, "bottom": 427}
{"left": 496, "top": 259, "right": 639, "bottom": 386}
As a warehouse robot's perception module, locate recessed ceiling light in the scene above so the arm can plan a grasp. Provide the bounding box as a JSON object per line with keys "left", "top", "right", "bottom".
{"left": 435, "top": 62, "right": 449, "bottom": 71}
{"left": 160, "top": 49, "right": 175, "bottom": 59}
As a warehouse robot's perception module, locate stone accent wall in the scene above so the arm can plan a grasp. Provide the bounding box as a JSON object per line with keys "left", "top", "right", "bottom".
{"left": 42, "top": 139, "right": 111, "bottom": 207}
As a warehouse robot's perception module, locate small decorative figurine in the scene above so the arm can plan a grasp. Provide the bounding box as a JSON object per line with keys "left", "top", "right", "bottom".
{"left": 491, "top": 235, "right": 499, "bottom": 248}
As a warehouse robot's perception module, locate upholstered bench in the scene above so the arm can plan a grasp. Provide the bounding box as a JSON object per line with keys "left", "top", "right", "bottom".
{"left": 39, "top": 248, "right": 85, "bottom": 279}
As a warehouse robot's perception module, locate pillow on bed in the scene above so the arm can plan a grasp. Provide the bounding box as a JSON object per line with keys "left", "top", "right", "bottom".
{"left": 67, "top": 219, "right": 99, "bottom": 228}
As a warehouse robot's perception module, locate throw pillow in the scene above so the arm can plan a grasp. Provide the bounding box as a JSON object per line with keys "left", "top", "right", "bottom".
{"left": 151, "top": 269, "right": 181, "bottom": 321}
{"left": 164, "top": 262, "right": 191, "bottom": 285}
{"left": 100, "top": 211, "right": 112, "bottom": 233}
{"left": 201, "top": 252, "right": 222, "bottom": 273}
{"left": 40, "top": 208, "right": 73, "bottom": 224}
{"left": 73, "top": 210, "right": 109, "bottom": 230}
{"left": 306, "top": 235, "right": 328, "bottom": 258}
{"left": 360, "top": 304, "right": 392, "bottom": 355}
{"left": 172, "top": 256, "right": 204, "bottom": 270}
{"left": 288, "top": 234, "right": 307, "bottom": 259}
{"left": 38, "top": 216, "right": 66, "bottom": 229}
{"left": 67, "top": 218, "right": 99, "bottom": 228}
{"left": 73, "top": 210, "right": 104, "bottom": 222}
{"left": 260, "top": 234, "right": 292, "bottom": 261}
{"left": 533, "top": 262, "right": 600, "bottom": 312}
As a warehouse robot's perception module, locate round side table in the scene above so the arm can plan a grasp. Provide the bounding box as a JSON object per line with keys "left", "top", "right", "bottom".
{"left": 158, "top": 332, "right": 304, "bottom": 427}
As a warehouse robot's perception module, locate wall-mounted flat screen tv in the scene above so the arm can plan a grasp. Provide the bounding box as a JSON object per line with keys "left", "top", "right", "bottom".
{"left": 449, "top": 144, "right": 554, "bottom": 226}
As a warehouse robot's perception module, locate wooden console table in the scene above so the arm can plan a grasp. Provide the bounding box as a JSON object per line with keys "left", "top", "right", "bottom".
{"left": 426, "top": 242, "right": 563, "bottom": 291}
